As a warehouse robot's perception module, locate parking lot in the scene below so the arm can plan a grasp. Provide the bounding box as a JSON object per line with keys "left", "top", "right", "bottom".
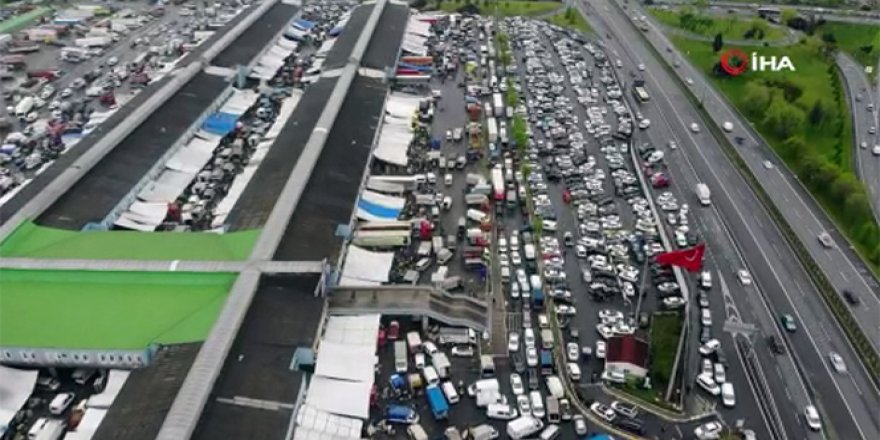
{"left": 1, "top": 1, "right": 252, "bottom": 200}
{"left": 352, "top": 10, "right": 759, "bottom": 439}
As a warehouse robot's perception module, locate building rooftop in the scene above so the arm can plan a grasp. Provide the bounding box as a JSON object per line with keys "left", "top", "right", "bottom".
{"left": 213, "top": 3, "right": 299, "bottom": 68}
{"left": 93, "top": 343, "right": 202, "bottom": 440}
{"left": 192, "top": 274, "right": 324, "bottom": 440}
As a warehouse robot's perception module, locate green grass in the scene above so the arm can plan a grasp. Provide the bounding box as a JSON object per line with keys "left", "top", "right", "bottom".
{"left": 649, "top": 6, "right": 788, "bottom": 43}
{"left": 649, "top": 312, "right": 683, "bottom": 389}
{"left": 0, "top": 6, "right": 52, "bottom": 34}
{"left": 545, "top": 7, "right": 593, "bottom": 35}
{"left": 0, "top": 221, "right": 260, "bottom": 261}
{"left": 816, "top": 21, "right": 880, "bottom": 72}
{"left": 436, "top": 0, "right": 562, "bottom": 17}
{"left": 0, "top": 269, "right": 235, "bottom": 349}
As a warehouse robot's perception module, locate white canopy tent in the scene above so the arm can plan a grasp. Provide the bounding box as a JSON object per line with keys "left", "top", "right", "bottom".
{"left": 322, "top": 315, "right": 381, "bottom": 346}
{"left": 313, "top": 341, "right": 377, "bottom": 382}
{"left": 304, "top": 373, "right": 373, "bottom": 419}
{"left": 338, "top": 246, "right": 395, "bottom": 286}
{"left": 294, "top": 405, "right": 364, "bottom": 440}
{"left": 0, "top": 366, "right": 38, "bottom": 436}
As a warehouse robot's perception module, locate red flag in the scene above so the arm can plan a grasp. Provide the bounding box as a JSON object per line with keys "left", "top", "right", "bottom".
{"left": 655, "top": 243, "right": 705, "bottom": 273}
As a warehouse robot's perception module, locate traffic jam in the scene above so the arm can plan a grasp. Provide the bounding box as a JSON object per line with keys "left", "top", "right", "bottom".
{"left": 446, "top": 13, "right": 729, "bottom": 439}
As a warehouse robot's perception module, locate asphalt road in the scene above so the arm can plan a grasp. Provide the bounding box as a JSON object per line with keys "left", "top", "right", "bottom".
{"left": 504, "top": 25, "right": 750, "bottom": 439}
{"left": 836, "top": 53, "right": 880, "bottom": 224}
{"left": 621, "top": 0, "right": 880, "bottom": 354}
{"left": 581, "top": 1, "right": 880, "bottom": 439}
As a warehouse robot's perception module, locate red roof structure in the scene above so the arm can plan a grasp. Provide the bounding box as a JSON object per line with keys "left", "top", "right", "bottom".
{"left": 606, "top": 335, "right": 649, "bottom": 368}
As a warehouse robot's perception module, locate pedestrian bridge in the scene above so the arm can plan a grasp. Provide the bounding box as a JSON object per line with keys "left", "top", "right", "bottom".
{"left": 328, "top": 286, "right": 489, "bottom": 332}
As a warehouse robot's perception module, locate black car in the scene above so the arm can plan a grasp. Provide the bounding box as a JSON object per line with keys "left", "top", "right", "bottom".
{"left": 700, "top": 326, "right": 712, "bottom": 344}
{"left": 843, "top": 290, "right": 861, "bottom": 306}
{"left": 512, "top": 353, "right": 525, "bottom": 373}
{"left": 615, "top": 418, "right": 645, "bottom": 435}
{"left": 767, "top": 335, "right": 786, "bottom": 355}
{"left": 527, "top": 368, "right": 540, "bottom": 390}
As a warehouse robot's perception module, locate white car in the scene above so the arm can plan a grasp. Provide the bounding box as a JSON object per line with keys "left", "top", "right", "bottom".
{"left": 763, "top": 160, "right": 774, "bottom": 169}
{"left": 736, "top": 269, "right": 752, "bottom": 286}
{"left": 638, "top": 118, "right": 651, "bottom": 129}
{"left": 696, "top": 373, "right": 721, "bottom": 395}
{"left": 567, "top": 342, "right": 579, "bottom": 362}
{"left": 702, "top": 359, "right": 713, "bottom": 376}
{"left": 722, "top": 121, "right": 734, "bottom": 132}
{"left": 686, "top": 77, "right": 695, "bottom": 85}
{"left": 721, "top": 382, "right": 735, "bottom": 408}
{"left": 714, "top": 363, "right": 726, "bottom": 384}
{"left": 873, "top": 144, "right": 880, "bottom": 156}
{"left": 595, "top": 341, "right": 607, "bottom": 358}
{"left": 510, "top": 373, "right": 525, "bottom": 395}
{"left": 637, "top": 63, "right": 645, "bottom": 71}
{"left": 699, "top": 339, "right": 721, "bottom": 356}
{"left": 107, "top": 56, "right": 118, "bottom": 66}
{"left": 804, "top": 405, "right": 822, "bottom": 431}
{"left": 516, "top": 394, "right": 531, "bottom": 415}
{"left": 526, "top": 347, "right": 538, "bottom": 367}
{"left": 60, "top": 87, "right": 73, "bottom": 98}
{"left": 511, "top": 253, "right": 522, "bottom": 266}
{"left": 818, "top": 231, "right": 834, "bottom": 248}
{"left": 556, "top": 304, "right": 576, "bottom": 316}
{"left": 694, "top": 421, "right": 723, "bottom": 440}
{"left": 451, "top": 346, "right": 474, "bottom": 357}
{"left": 508, "top": 332, "right": 520, "bottom": 353}
{"left": 668, "top": 140, "right": 678, "bottom": 150}
{"left": 414, "top": 353, "right": 426, "bottom": 369}
{"left": 662, "top": 296, "right": 686, "bottom": 309}
{"left": 589, "top": 402, "right": 616, "bottom": 422}
{"left": 573, "top": 414, "right": 588, "bottom": 435}
{"left": 828, "top": 352, "right": 847, "bottom": 373}
{"left": 690, "top": 122, "right": 700, "bottom": 133}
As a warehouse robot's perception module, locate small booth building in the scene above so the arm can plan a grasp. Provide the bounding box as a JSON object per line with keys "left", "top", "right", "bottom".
{"left": 604, "top": 335, "right": 650, "bottom": 379}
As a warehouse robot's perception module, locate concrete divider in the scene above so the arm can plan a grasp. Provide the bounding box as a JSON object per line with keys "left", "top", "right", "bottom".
{"left": 0, "top": 0, "right": 280, "bottom": 241}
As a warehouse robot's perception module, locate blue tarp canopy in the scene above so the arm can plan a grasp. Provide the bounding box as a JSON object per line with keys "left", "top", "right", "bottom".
{"left": 357, "top": 198, "right": 401, "bottom": 220}
{"left": 398, "top": 62, "right": 432, "bottom": 72}
{"left": 292, "top": 18, "right": 315, "bottom": 30}
{"left": 202, "top": 112, "right": 238, "bottom": 136}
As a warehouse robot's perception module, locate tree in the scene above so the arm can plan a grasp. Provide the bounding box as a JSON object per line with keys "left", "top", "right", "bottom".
{"left": 741, "top": 82, "right": 773, "bottom": 116}
{"left": 822, "top": 31, "right": 837, "bottom": 44}
{"left": 780, "top": 136, "right": 808, "bottom": 160}
{"left": 809, "top": 99, "right": 827, "bottom": 126}
{"left": 712, "top": 32, "right": 724, "bottom": 53}
{"left": 763, "top": 98, "right": 805, "bottom": 139}
{"left": 565, "top": 7, "right": 574, "bottom": 21}
{"left": 781, "top": 7, "right": 798, "bottom": 25}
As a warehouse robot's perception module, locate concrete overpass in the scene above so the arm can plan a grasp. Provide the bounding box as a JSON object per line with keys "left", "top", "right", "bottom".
{"left": 329, "top": 286, "right": 490, "bottom": 332}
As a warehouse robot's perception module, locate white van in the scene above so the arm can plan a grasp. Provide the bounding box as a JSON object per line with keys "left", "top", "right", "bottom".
{"left": 529, "top": 275, "right": 542, "bottom": 294}
{"left": 408, "top": 424, "right": 429, "bottom": 440}
{"left": 721, "top": 382, "right": 736, "bottom": 408}
{"left": 701, "top": 308, "right": 712, "bottom": 327}
{"left": 442, "top": 381, "right": 460, "bottom": 404}
{"left": 486, "top": 403, "right": 518, "bottom": 420}
{"left": 545, "top": 376, "right": 564, "bottom": 399}
{"left": 467, "top": 208, "right": 488, "bottom": 223}
{"left": 539, "top": 425, "right": 561, "bottom": 440}
{"left": 566, "top": 363, "right": 582, "bottom": 381}
{"left": 423, "top": 366, "right": 440, "bottom": 386}
{"left": 471, "top": 424, "right": 500, "bottom": 440}
{"left": 444, "top": 173, "right": 453, "bottom": 186}
{"left": 501, "top": 266, "right": 511, "bottom": 283}
{"left": 468, "top": 378, "right": 500, "bottom": 397}
{"left": 49, "top": 392, "right": 75, "bottom": 415}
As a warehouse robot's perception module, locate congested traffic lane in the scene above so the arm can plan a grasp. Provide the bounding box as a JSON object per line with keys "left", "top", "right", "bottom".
{"left": 580, "top": 2, "right": 880, "bottom": 439}
{"left": 526, "top": 18, "right": 779, "bottom": 439}
{"left": 500, "top": 18, "right": 762, "bottom": 439}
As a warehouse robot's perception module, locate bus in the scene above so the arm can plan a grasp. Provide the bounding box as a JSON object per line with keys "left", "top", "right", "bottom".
{"left": 491, "top": 165, "right": 505, "bottom": 201}
{"left": 633, "top": 85, "right": 650, "bottom": 103}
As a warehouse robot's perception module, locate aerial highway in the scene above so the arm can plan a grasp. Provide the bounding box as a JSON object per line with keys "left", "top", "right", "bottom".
{"left": 836, "top": 53, "right": 880, "bottom": 224}
{"left": 613, "top": 0, "right": 880, "bottom": 360}
{"left": 579, "top": 1, "right": 880, "bottom": 439}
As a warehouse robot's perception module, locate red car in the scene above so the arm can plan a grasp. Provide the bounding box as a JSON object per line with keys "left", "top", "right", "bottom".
{"left": 651, "top": 173, "right": 670, "bottom": 188}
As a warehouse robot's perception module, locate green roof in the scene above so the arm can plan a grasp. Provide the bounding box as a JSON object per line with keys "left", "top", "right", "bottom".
{"left": 0, "top": 269, "right": 235, "bottom": 350}
{"left": 0, "top": 222, "right": 260, "bottom": 261}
